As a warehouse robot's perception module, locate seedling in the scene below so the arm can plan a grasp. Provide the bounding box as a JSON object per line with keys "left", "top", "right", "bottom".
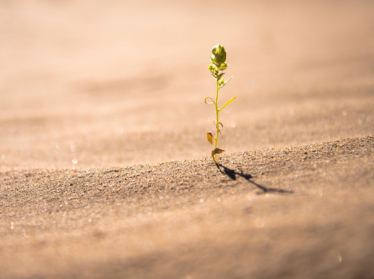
{"left": 206, "top": 44, "right": 235, "bottom": 164}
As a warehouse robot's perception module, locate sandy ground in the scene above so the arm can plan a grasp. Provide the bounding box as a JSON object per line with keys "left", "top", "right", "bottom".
{"left": 1, "top": 0, "right": 374, "bottom": 278}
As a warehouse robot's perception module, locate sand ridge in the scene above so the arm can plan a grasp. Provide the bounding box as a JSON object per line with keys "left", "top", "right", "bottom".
{"left": 1, "top": 136, "right": 374, "bottom": 278}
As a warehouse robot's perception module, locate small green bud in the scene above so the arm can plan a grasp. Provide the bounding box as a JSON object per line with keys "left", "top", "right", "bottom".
{"left": 212, "top": 44, "right": 226, "bottom": 57}
{"left": 219, "top": 78, "right": 225, "bottom": 86}
{"left": 211, "top": 44, "right": 227, "bottom": 65}
{"left": 208, "top": 64, "right": 218, "bottom": 74}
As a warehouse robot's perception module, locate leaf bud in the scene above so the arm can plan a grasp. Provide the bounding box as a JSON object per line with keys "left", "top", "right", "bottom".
{"left": 211, "top": 44, "right": 227, "bottom": 65}
{"left": 219, "top": 78, "right": 225, "bottom": 86}
{"left": 219, "top": 63, "right": 228, "bottom": 71}
{"left": 207, "top": 64, "right": 215, "bottom": 71}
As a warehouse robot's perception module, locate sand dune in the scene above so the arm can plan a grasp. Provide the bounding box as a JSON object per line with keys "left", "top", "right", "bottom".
{"left": 1, "top": 0, "right": 374, "bottom": 278}
{"left": 1, "top": 136, "right": 374, "bottom": 278}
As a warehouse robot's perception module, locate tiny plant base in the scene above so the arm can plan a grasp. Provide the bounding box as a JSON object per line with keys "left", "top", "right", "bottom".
{"left": 211, "top": 148, "right": 225, "bottom": 164}
{"left": 206, "top": 44, "right": 235, "bottom": 164}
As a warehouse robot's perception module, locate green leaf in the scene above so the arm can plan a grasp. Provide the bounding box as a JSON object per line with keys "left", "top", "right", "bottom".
{"left": 219, "top": 97, "right": 236, "bottom": 111}
{"left": 217, "top": 73, "right": 225, "bottom": 80}
{"left": 219, "top": 63, "right": 228, "bottom": 71}
{"left": 210, "top": 56, "right": 220, "bottom": 66}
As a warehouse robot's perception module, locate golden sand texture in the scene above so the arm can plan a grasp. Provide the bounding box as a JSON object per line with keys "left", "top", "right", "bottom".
{"left": 1, "top": 136, "right": 374, "bottom": 278}
{"left": 1, "top": 0, "right": 374, "bottom": 278}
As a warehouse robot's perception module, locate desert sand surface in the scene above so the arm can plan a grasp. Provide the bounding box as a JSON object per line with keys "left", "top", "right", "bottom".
{"left": 1, "top": 0, "right": 374, "bottom": 278}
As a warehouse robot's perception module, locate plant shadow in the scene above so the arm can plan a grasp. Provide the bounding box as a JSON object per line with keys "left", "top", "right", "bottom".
{"left": 216, "top": 163, "right": 293, "bottom": 194}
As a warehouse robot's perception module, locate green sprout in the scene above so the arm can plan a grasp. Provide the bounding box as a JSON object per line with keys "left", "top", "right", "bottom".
{"left": 206, "top": 44, "right": 235, "bottom": 164}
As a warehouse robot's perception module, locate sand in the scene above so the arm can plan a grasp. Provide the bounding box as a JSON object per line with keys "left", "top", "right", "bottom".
{"left": 1, "top": 0, "right": 374, "bottom": 278}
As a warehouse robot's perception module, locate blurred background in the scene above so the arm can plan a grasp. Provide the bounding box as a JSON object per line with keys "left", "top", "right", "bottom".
{"left": 1, "top": 0, "right": 374, "bottom": 170}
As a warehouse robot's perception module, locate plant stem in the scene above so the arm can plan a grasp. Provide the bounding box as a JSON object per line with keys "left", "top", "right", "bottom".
{"left": 214, "top": 79, "right": 220, "bottom": 163}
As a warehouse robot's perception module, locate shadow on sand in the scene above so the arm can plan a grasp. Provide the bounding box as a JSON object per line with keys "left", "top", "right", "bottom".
{"left": 216, "top": 163, "right": 293, "bottom": 194}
